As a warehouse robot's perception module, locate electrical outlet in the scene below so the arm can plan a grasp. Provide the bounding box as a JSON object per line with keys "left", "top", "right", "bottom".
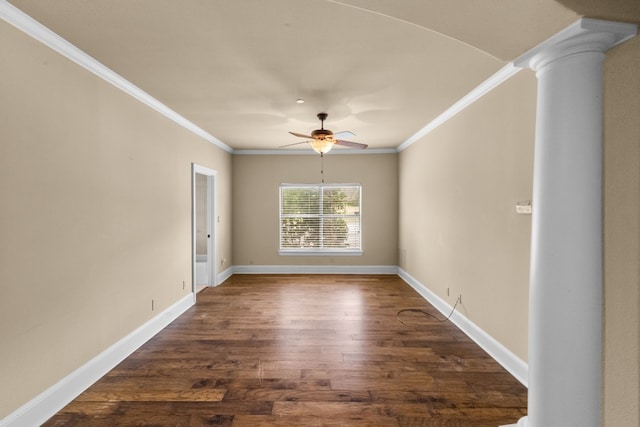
{"left": 151, "top": 299, "right": 155, "bottom": 311}
{"left": 447, "top": 287, "right": 450, "bottom": 296}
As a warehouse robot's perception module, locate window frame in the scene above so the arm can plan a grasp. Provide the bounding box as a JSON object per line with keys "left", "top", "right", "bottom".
{"left": 278, "top": 183, "right": 363, "bottom": 256}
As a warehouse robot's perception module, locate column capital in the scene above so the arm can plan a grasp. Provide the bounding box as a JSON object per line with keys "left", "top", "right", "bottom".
{"left": 515, "top": 18, "right": 637, "bottom": 71}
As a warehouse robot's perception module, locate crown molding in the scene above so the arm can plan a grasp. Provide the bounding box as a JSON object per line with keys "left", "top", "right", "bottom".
{"left": 0, "top": 0, "right": 233, "bottom": 154}
{"left": 398, "top": 18, "right": 637, "bottom": 153}
{"left": 233, "top": 148, "right": 398, "bottom": 155}
{"left": 4, "top": 5, "right": 635, "bottom": 158}
{"left": 397, "top": 63, "right": 521, "bottom": 152}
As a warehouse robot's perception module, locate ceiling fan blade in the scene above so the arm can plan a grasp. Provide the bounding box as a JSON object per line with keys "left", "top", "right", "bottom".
{"left": 279, "top": 141, "right": 309, "bottom": 148}
{"left": 335, "top": 139, "right": 368, "bottom": 149}
{"left": 289, "top": 131, "right": 314, "bottom": 139}
{"left": 334, "top": 131, "right": 356, "bottom": 139}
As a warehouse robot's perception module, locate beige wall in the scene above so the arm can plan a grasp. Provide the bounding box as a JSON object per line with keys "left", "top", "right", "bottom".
{"left": 232, "top": 153, "right": 398, "bottom": 266}
{"left": 397, "top": 33, "right": 640, "bottom": 426}
{"left": 602, "top": 35, "right": 640, "bottom": 427}
{"left": 2, "top": 4, "right": 638, "bottom": 425}
{"left": 398, "top": 71, "right": 537, "bottom": 362}
{"left": 0, "top": 21, "right": 232, "bottom": 418}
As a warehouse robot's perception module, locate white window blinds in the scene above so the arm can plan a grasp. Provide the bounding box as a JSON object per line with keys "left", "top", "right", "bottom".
{"left": 279, "top": 184, "right": 361, "bottom": 253}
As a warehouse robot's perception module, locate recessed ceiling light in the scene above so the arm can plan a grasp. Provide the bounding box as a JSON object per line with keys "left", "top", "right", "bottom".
{"left": 296, "top": 98, "right": 304, "bottom": 104}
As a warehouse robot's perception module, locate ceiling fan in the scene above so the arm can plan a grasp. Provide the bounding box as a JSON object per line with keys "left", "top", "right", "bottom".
{"left": 282, "top": 113, "right": 368, "bottom": 154}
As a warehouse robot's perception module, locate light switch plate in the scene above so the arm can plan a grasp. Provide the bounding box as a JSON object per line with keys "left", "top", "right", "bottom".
{"left": 516, "top": 203, "right": 532, "bottom": 215}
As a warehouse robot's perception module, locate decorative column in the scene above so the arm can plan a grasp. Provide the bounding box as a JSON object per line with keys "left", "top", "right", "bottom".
{"left": 513, "top": 19, "right": 637, "bottom": 427}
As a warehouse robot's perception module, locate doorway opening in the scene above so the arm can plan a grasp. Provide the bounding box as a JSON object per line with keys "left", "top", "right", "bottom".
{"left": 192, "top": 164, "right": 217, "bottom": 297}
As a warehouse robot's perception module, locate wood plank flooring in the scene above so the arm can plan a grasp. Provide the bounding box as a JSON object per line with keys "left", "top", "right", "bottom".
{"left": 44, "top": 274, "right": 527, "bottom": 426}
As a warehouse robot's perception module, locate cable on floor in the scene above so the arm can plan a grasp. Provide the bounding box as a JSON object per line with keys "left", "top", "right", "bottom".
{"left": 397, "top": 295, "right": 461, "bottom": 325}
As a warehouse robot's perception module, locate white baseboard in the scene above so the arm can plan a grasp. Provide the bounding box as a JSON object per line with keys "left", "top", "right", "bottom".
{"left": 232, "top": 265, "right": 399, "bottom": 275}
{"left": 217, "top": 266, "right": 233, "bottom": 284}
{"left": 2, "top": 268, "right": 526, "bottom": 426}
{"left": 397, "top": 268, "right": 528, "bottom": 387}
{"left": 0, "top": 294, "right": 194, "bottom": 427}
{"left": 500, "top": 416, "right": 528, "bottom": 427}
{"left": 225, "top": 264, "right": 528, "bottom": 387}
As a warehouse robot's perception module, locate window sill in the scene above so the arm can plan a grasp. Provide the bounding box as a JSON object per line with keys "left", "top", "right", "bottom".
{"left": 279, "top": 250, "right": 363, "bottom": 257}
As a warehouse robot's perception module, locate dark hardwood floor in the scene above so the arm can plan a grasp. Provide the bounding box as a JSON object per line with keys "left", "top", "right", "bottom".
{"left": 44, "top": 274, "right": 527, "bottom": 426}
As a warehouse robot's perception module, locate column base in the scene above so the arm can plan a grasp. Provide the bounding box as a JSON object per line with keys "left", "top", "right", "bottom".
{"left": 500, "top": 416, "right": 527, "bottom": 427}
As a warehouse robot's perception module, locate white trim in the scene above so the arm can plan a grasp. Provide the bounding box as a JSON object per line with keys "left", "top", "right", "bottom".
{"left": 0, "top": 267, "right": 528, "bottom": 426}
{"left": 500, "top": 416, "right": 528, "bottom": 427}
{"left": 397, "top": 63, "right": 521, "bottom": 151}
{"left": 397, "top": 268, "right": 528, "bottom": 387}
{"left": 232, "top": 265, "right": 398, "bottom": 275}
{"left": 513, "top": 18, "right": 636, "bottom": 427}
{"left": 279, "top": 183, "right": 363, "bottom": 254}
{"left": 280, "top": 182, "right": 362, "bottom": 188}
{"left": 397, "top": 19, "right": 637, "bottom": 153}
{"left": 233, "top": 148, "right": 398, "bottom": 155}
{"left": 217, "top": 266, "right": 233, "bottom": 284}
{"left": 0, "top": 0, "right": 232, "bottom": 154}
{"left": 192, "top": 164, "right": 218, "bottom": 293}
{"left": 279, "top": 250, "right": 363, "bottom": 256}
{"left": 0, "top": 294, "right": 194, "bottom": 427}
{"left": 514, "top": 18, "right": 637, "bottom": 69}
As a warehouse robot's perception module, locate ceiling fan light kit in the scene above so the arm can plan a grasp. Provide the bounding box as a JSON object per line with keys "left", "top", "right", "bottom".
{"left": 309, "top": 138, "right": 334, "bottom": 154}
{"left": 286, "top": 112, "right": 368, "bottom": 154}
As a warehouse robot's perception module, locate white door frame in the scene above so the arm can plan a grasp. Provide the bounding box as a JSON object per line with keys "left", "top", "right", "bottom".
{"left": 192, "top": 164, "right": 218, "bottom": 298}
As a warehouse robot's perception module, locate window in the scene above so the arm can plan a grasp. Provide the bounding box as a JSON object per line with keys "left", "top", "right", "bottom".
{"left": 279, "top": 184, "right": 362, "bottom": 254}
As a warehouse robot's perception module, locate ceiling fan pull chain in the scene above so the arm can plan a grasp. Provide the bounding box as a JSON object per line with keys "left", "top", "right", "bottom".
{"left": 321, "top": 152, "right": 324, "bottom": 183}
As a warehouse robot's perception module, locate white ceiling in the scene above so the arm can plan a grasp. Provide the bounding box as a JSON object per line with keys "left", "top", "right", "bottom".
{"left": 6, "top": 1, "right": 637, "bottom": 152}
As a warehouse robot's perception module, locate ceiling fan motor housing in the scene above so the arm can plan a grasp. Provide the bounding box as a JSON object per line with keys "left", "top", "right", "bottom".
{"left": 312, "top": 113, "right": 332, "bottom": 139}
{"left": 311, "top": 128, "right": 333, "bottom": 139}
